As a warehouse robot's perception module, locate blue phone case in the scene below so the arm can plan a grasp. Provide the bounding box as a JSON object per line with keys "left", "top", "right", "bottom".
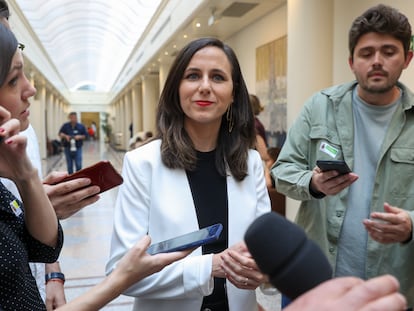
{"left": 147, "top": 223, "right": 223, "bottom": 255}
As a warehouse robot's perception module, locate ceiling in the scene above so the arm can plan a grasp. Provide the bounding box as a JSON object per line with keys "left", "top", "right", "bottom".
{"left": 8, "top": 0, "right": 286, "bottom": 105}
{"left": 14, "top": 0, "right": 162, "bottom": 92}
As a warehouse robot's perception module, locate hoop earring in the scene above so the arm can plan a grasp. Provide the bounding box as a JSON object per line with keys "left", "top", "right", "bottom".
{"left": 226, "top": 104, "right": 234, "bottom": 133}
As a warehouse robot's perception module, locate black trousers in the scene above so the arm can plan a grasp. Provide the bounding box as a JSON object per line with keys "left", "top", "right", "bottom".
{"left": 200, "top": 278, "right": 229, "bottom": 311}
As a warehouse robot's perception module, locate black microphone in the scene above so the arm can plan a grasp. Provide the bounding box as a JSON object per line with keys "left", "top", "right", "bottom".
{"left": 244, "top": 212, "right": 332, "bottom": 300}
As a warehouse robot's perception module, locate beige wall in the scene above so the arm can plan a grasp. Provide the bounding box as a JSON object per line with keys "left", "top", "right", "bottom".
{"left": 226, "top": 4, "right": 287, "bottom": 94}
{"left": 226, "top": 0, "right": 414, "bottom": 110}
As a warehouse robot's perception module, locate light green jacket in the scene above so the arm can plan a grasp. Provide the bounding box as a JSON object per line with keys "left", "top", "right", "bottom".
{"left": 272, "top": 81, "right": 414, "bottom": 305}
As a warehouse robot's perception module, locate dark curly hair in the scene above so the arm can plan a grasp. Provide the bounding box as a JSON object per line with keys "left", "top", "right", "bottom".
{"left": 349, "top": 4, "right": 412, "bottom": 60}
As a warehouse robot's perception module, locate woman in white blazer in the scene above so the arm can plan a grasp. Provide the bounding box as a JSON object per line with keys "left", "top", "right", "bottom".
{"left": 106, "top": 37, "right": 271, "bottom": 311}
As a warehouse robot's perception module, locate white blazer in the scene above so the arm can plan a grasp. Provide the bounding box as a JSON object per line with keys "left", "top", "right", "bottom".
{"left": 106, "top": 139, "right": 271, "bottom": 311}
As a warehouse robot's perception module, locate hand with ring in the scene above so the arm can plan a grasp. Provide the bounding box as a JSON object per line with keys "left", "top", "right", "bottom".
{"left": 220, "top": 241, "right": 266, "bottom": 290}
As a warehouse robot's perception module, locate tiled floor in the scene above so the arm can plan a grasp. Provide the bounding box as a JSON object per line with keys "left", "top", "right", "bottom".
{"left": 47, "top": 140, "right": 280, "bottom": 310}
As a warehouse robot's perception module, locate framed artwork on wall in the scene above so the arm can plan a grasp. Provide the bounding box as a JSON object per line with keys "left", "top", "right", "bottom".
{"left": 256, "top": 35, "right": 287, "bottom": 148}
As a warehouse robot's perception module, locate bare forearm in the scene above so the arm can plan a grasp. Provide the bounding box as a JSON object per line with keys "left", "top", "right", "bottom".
{"left": 255, "top": 135, "right": 270, "bottom": 162}
{"left": 46, "top": 261, "right": 62, "bottom": 274}
{"left": 17, "top": 169, "right": 58, "bottom": 246}
{"left": 56, "top": 236, "right": 192, "bottom": 310}
{"left": 56, "top": 272, "right": 125, "bottom": 311}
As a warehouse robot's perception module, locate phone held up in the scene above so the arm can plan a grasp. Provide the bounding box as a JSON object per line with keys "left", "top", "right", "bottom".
{"left": 316, "top": 160, "right": 351, "bottom": 175}
{"left": 57, "top": 160, "right": 123, "bottom": 194}
{"left": 147, "top": 223, "right": 223, "bottom": 255}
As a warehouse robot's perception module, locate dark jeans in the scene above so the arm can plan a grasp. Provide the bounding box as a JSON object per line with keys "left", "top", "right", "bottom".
{"left": 64, "top": 147, "right": 82, "bottom": 174}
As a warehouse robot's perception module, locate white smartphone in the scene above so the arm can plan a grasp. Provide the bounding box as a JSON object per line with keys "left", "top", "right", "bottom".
{"left": 147, "top": 223, "right": 223, "bottom": 255}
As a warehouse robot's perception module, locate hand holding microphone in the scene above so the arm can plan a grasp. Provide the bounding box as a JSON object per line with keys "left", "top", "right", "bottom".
{"left": 284, "top": 274, "right": 406, "bottom": 311}
{"left": 244, "top": 212, "right": 407, "bottom": 310}
{"left": 244, "top": 212, "right": 332, "bottom": 299}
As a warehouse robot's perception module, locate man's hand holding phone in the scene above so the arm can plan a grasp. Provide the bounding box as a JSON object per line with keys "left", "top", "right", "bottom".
{"left": 311, "top": 160, "right": 358, "bottom": 196}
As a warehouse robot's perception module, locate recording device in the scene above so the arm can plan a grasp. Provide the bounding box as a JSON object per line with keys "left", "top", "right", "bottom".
{"left": 147, "top": 223, "right": 223, "bottom": 255}
{"left": 316, "top": 160, "right": 351, "bottom": 175}
{"left": 69, "top": 137, "right": 76, "bottom": 152}
{"left": 244, "top": 212, "right": 332, "bottom": 300}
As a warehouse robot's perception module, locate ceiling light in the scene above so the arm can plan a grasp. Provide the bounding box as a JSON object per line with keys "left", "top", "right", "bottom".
{"left": 208, "top": 15, "right": 215, "bottom": 26}
{"left": 208, "top": 7, "right": 220, "bottom": 27}
{"left": 208, "top": 7, "right": 216, "bottom": 26}
{"left": 196, "top": 22, "right": 201, "bottom": 28}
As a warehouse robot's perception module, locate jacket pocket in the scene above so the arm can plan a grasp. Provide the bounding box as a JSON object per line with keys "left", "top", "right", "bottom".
{"left": 389, "top": 147, "right": 414, "bottom": 197}
{"left": 390, "top": 147, "right": 414, "bottom": 164}
{"left": 309, "top": 126, "right": 344, "bottom": 161}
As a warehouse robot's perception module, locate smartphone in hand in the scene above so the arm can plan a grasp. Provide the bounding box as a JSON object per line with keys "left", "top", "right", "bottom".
{"left": 147, "top": 223, "right": 223, "bottom": 255}
{"left": 316, "top": 160, "right": 351, "bottom": 175}
{"left": 58, "top": 160, "right": 123, "bottom": 193}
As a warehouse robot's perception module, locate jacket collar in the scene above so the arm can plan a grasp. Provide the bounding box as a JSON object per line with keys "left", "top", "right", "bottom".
{"left": 320, "top": 80, "right": 414, "bottom": 111}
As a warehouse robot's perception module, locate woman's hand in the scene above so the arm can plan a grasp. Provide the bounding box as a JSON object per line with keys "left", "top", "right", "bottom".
{"left": 56, "top": 236, "right": 192, "bottom": 311}
{"left": 0, "top": 107, "right": 35, "bottom": 182}
{"left": 0, "top": 106, "right": 58, "bottom": 246}
{"left": 42, "top": 171, "right": 100, "bottom": 219}
{"left": 111, "top": 236, "right": 193, "bottom": 288}
{"left": 215, "top": 241, "right": 266, "bottom": 290}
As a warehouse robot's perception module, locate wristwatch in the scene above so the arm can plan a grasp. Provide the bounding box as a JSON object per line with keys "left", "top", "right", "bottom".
{"left": 45, "top": 272, "right": 65, "bottom": 283}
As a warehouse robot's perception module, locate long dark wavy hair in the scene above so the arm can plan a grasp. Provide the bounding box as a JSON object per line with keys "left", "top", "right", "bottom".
{"left": 0, "top": 0, "right": 9, "bottom": 20}
{"left": 156, "top": 37, "right": 255, "bottom": 181}
{"left": 0, "top": 23, "right": 17, "bottom": 87}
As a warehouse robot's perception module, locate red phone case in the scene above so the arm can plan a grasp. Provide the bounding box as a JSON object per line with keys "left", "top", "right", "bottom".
{"left": 59, "top": 161, "right": 123, "bottom": 193}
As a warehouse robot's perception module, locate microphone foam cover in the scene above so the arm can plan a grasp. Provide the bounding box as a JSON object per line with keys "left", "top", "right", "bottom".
{"left": 245, "top": 212, "right": 332, "bottom": 299}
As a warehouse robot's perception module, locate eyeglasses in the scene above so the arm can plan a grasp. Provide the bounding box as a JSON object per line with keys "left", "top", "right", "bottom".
{"left": 18, "top": 42, "right": 25, "bottom": 51}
